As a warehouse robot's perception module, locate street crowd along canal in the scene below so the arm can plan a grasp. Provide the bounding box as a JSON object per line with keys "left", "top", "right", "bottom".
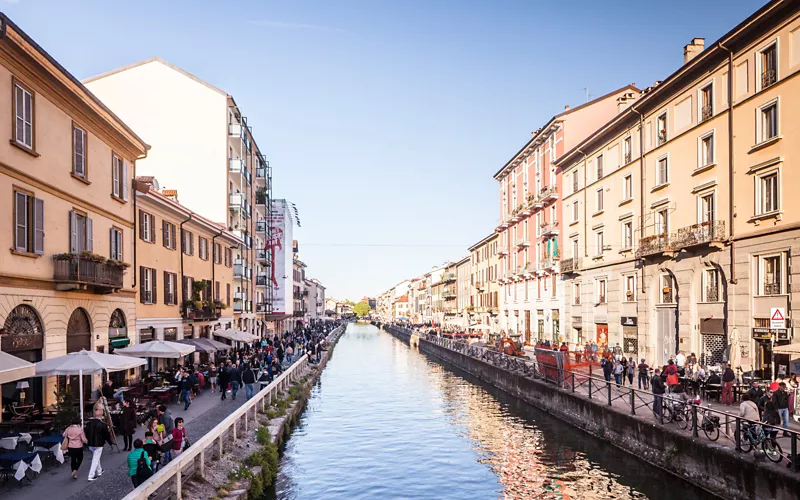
{"left": 274, "top": 323, "right": 715, "bottom": 499}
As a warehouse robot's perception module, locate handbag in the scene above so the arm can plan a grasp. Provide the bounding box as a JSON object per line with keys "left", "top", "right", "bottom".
{"left": 61, "top": 436, "right": 69, "bottom": 452}
{"left": 136, "top": 451, "right": 153, "bottom": 480}
{"left": 666, "top": 373, "right": 679, "bottom": 385}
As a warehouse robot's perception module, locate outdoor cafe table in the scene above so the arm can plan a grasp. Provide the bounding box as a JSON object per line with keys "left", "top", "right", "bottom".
{"left": 0, "top": 433, "right": 32, "bottom": 451}
{"left": 32, "top": 435, "right": 64, "bottom": 466}
{"left": 0, "top": 451, "right": 42, "bottom": 481}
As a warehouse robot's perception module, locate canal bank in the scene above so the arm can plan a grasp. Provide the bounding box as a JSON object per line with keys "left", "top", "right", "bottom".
{"left": 383, "top": 325, "right": 798, "bottom": 500}
{"left": 276, "top": 323, "right": 713, "bottom": 500}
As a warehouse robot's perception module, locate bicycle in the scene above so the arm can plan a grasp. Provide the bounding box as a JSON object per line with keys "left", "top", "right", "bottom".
{"left": 740, "top": 423, "right": 783, "bottom": 463}
{"left": 698, "top": 407, "right": 720, "bottom": 441}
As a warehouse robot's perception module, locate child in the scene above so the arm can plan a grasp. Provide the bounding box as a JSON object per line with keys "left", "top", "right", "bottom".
{"left": 171, "top": 417, "right": 187, "bottom": 457}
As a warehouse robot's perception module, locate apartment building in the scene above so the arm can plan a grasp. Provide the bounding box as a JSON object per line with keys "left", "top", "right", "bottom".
{"left": 494, "top": 85, "right": 639, "bottom": 344}
{"left": 557, "top": 0, "right": 800, "bottom": 376}
{"left": 455, "top": 256, "right": 471, "bottom": 329}
{"left": 468, "top": 233, "right": 501, "bottom": 333}
{"left": 292, "top": 258, "right": 307, "bottom": 330}
{"left": 133, "top": 178, "right": 240, "bottom": 358}
{"left": 307, "top": 278, "right": 326, "bottom": 323}
{"left": 394, "top": 295, "right": 410, "bottom": 320}
{"left": 84, "top": 57, "right": 273, "bottom": 338}
{"left": 0, "top": 14, "right": 149, "bottom": 406}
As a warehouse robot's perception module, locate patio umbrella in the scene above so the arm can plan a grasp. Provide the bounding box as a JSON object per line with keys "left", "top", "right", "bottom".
{"left": 469, "top": 324, "right": 493, "bottom": 331}
{"left": 175, "top": 338, "right": 231, "bottom": 354}
{"left": 34, "top": 350, "right": 145, "bottom": 426}
{"left": 114, "top": 340, "right": 195, "bottom": 359}
{"left": 0, "top": 351, "right": 35, "bottom": 385}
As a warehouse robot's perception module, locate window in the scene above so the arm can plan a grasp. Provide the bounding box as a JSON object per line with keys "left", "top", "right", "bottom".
{"left": 69, "top": 210, "right": 93, "bottom": 253}
{"left": 760, "top": 43, "right": 777, "bottom": 89}
{"left": 139, "top": 267, "right": 156, "bottom": 304}
{"left": 760, "top": 255, "right": 782, "bottom": 295}
{"left": 164, "top": 271, "right": 177, "bottom": 305}
{"left": 595, "top": 230, "right": 604, "bottom": 257}
{"left": 72, "top": 124, "right": 87, "bottom": 179}
{"left": 622, "top": 220, "right": 633, "bottom": 250}
{"left": 657, "top": 113, "right": 667, "bottom": 145}
{"left": 699, "top": 132, "right": 714, "bottom": 167}
{"left": 700, "top": 84, "right": 713, "bottom": 122}
{"left": 109, "top": 228, "right": 123, "bottom": 261}
{"left": 182, "top": 229, "right": 194, "bottom": 256}
{"left": 699, "top": 192, "right": 715, "bottom": 223}
{"left": 13, "top": 79, "right": 34, "bottom": 151}
{"left": 660, "top": 274, "right": 675, "bottom": 303}
{"left": 573, "top": 283, "right": 581, "bottom": 305}
{"left": 595, "top": 188, "right": 604, "bottom": 213}
{"left": 572, "top": 170, "right": 579, "bottom": 193}
{"left": 703, "top": 269, "right": 719, "bottom": 302}
{"left": 623, "top": 136, "right": 632, "bottom": 164}
{"left": 597, "top": 279, "right": 607, "bottom": 304}
{"left": 624, "top": 275, "right": 636, "bottom": 302}
{"left": 551, "top": 275, "right": 557, "bottom": 298}
{"left": 111, "top": 154, "right": 129, "bottom": 202}
{"left": 225, "top": 248, "right": 233, "bottom": 267}
{"left": 214, "top": 242, "right": 222, "bottom": 264}
{"left": 757, "top": 171, "right": 779, "bottom": 215}
{"left": 656, "top": 156, "right": 669, "bottom": 185}
{"left": 13, "top": 190, "right": 44, "bottom": 255}
{"left": 596, "top": 154, "right": 604, "bottom": 180}
{"left": 162, "top": 221, "right": 176, "bottom": 250}
{"left": 199, "top": 237, "right": 209, "bottom": 260}
{"left": 571, "top": 238, "right": 579, "bottom": 259}
{"left": 758, "top": 101, "right": 778, "bottom": 143}
{"left": 656, "top": 208, "right": 669, "bottom": 235}
{"left": 182, "top": 276, "right": 194, "bottom": 302}
{"left": 139, "top": 211, "right": 155, "bottom": 243}
{"left": 623, "top": 174, "right": 632, "bottom": 200}
{"left": 572, "top": 201, "right": 579, "bottom": 222}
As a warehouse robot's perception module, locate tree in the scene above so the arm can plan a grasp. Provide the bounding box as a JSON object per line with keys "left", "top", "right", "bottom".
{"left": 354, "top": 301, "right": 370, "bottom": 317}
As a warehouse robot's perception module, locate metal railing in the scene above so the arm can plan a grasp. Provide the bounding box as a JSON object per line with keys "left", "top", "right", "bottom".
{"left": 761, "top": 68, "right": 776, "bottom": 88}
{"left": 701, "top": 104, "right": 713, "bottom": 122}
{"left": 636, "top": 234, "right": 671, "bottom": 258}
{"left": 53, "top": 256, "right": 124, "bottom": 289}
{"left": 671, "top": 221, "right": 725, "bottom": 250}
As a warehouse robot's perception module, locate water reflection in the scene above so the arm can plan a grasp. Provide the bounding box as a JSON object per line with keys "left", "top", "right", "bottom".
{"left": 275, "top": 324, "right": 714, "bottom": 500}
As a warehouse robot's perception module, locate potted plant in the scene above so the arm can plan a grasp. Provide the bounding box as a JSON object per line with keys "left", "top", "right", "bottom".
{"left": 53, "top": 253, "right": 73, "bottom": 261}
{"left": 213, "top": 299, "right": 225, "bottom": 310}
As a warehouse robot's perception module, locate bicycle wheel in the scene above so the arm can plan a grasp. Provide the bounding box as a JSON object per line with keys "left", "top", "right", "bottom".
{"left": 677, "top": 409, "right": 690, "bottom": 430}
{"left": 762, "top": 438, "right": 783, "bottom": 463}
{"left": 660, "top": 405, "right": 673, "bottom": 425}
{"left": 739, "top": 432, "right": 753, "bottom": 453}
{"left": 702, "top": 422, "right": 720, "bottom": 441}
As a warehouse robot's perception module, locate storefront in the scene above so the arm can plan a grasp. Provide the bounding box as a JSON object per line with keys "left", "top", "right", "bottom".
{"left": 700, "top": 318, "right": 725, "bottom": 366}
{"left": 571, "top": 316, "right": 582, "bottom": 344}
{"left": 551, "top": 310, "right": 560, "bottom": 344}
{"left": 752, "top": 323, "right": 790, "bottom": 379}
{"left": 621, "top": 317, "right": 638, "bottom": 356}
{"left": 108, "top": 309, "right": 130, "bottom": 386}
{"left": 2, "top": 305, "right": 44, "bottom": 411}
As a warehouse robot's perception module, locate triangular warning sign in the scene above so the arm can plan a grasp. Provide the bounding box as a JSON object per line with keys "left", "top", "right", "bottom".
{"left": 771, "top": 309, "right": 784, "bottom": 321}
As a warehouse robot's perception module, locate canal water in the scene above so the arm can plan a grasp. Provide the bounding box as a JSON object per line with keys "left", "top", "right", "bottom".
{"left": 274, "top": 323, "right": 715, "bottom": 500}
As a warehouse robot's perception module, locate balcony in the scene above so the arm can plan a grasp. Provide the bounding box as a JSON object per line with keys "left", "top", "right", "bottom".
{"left": 516, "top": 238, "right": 530, "bottom": 249}
{"left": 233, "top": 301, "right": 243, "bottom": 313}
{"left": 561, "top": 257, "right": 581, "bottom": 274}
{"left": 636, "top": 234, "right": 672, "bottom": 259}
{"left": 229, "top": 193, "right": 247, "bottom": 212}
{"left": 441, "top": 272, "right": 456, "bottom": 284}
{"left": 498, "top": 248, "right": 509, "bottom": 257}
{"left": 624, "top": 152, "right": 632, "bottom": 165}
{"left": 670, "top": 221, "right": 725, "bottom": 251}
{"left": 443, "top": 289, "right": 457, "bottom": 300}
{"left": 540, "top": 185, "right": 558, "bottom": 202}
{"left": 53, "top": 255, "right": 124, "bottom": 292}
{"left": 705, "top": 285, "right": 719, "bottom": 302}
{"left": 256, "top": 302, "right": 270, "bottom": 313}
{"left": 255, "top": 189, "right": 267, "bottom": 206}
{"left": 256, "top": 273, "right": 268, "bottom": 287}
{"left": 700, "top": 104, "right": 713, "bottom": 122}
{"left": 761, "top": 68, "right": 776, "bottom": 89}
{"left": 540, "top": 220, "right": 559, "bottom": 236}
{"left": 256, "top": 249, "right": 268, "bottom": 262}
{"left": 182, "top": 304, "right": 221, "bottom": 322}
{"left": 543, "top": 255, "right": 559, "bottom": 271}
{"left": 233, "top": 261, "right": 252, "bottom": 280}
{"left": 256, "top": 220, "right": 267, "bottom": 234}
{"left": 228, "top": 158, "right": 245, "bottom": 173}
{"left": 474, "top": 282, "right": 485, "bottom": 291}
{"left": 228, "top": 123, "right": 242, "bottom": 137}
{"left": 657, "top": 131, "right": 667, "bottom": 146}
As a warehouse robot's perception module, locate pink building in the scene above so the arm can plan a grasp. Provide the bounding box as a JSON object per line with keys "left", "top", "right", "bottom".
{"left": 493, "top": 86, "right": 640, "bottom": 345}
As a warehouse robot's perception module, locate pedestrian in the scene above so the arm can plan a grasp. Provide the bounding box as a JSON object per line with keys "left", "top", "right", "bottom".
{"left": 171, "top": 417, "right": 188, "bottom": 458}
{"left": 156, "top": 405, "right": 174, "bottom": 463}
{"left": 62, "top": 418, "right": 88, "bottom": 480}
{"left": 637, "top": 359, "right": 649, "bottom": 390}
{"left": 602, "top": 357, "right": 612, "bottom": 382}
{"left": 142, "top": 431, "right": 161, "bottom": 473}
{"left": 721, "top": 363, "right": 736, "bottom": 406}
{"left": 651, "top": 368, "right": 666, "bottom": 420}
{"left": 209, "top": 362, "right": 217, "bottom": 393}
{"left": 184, "top": 369, "right": 196, "bottom": 410}
{"left": 763, "top": 401, "right": 782, "bottom": 443}
{"left": 219, "top": 362, "right": 231, "bottom": 401}
{"left": 738, "top": 393, "right": 760, "bottom": 421}
{"left": 127, "top": 439, "right": 152, "bottom": 488}
{"left": 626, "top": 358, "right": 634, "bottom": 386}
{"left": 85, "top": 407, "right": 113, "bottom": 481}
{"left": 242, "top": 363, "right": 257, "bottom": 400}
{"left": 230, "top": 362, "right": 242, "bottom": 400}
{"left": 120, "top": 399, "right": 137, "bottom": 451}
{"left": 613, "top": 360, "right": 624, "bottom": 387}
{"left": 773, "top": 382, "right": 790, "bottom": 435}
{"left": 286, "top": 344, "right": 294, "bottom": 364}
{"left": 664, "top": 360, "right": 680, "bottom": 394}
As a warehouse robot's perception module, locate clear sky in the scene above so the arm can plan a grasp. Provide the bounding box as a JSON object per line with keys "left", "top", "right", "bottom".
{"left": 2, "top": 0, "right": 763, "bottom": 301}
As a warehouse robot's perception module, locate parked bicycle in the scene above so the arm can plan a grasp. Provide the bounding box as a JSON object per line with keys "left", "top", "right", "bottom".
{"left": 740, "top": 423, "right": 783, "bottom": 463}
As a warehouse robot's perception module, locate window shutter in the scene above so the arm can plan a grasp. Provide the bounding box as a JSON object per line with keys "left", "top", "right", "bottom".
{"left": 69, "top": 210, "right": 78, "bottom": 253}
{"left": 227, "top": 283, "right": 231, "bottom": 306}
{"left": 15, "top": 192, "right": 27, "bottom": 252}
{"left": 213, "top": 243, "right": 217, "bottom": 263}
{"left": 149, "top": 215, "right": 156, "bottom": 243}
{"left": 86, "top": 217, "right": 93, "bottom": 252}
{"left": 33, "top": 197, "right": 44, "bottom": 255}
{"left": 139, "top": 210, "right": 145, "bottom": 240}
{"left": 162, "top": 221, "right": 168, "bottom": 248}
{"left": 164, "top": 271, "right": 169, "bottom": 305}
{"left": 109, "top": 228, "right": 116, "bottom": 260}
{"left": 190, "top": 233, "right": 194, "bottom": 255}
{"left": 181, "top": 229, "right": 185, "bottom": 253}
{"left": 182, "top": 276, "right": 188, "bottom": 302}
{"left": 112, "top": 157, "right": 120, "bottom": 197}
{"left": 152, "top": 270, "right": 157, "bottom": 304}
{"left": 14, "top": 86, "right": 23, "bottom": 142}
{"left": 171, "top": 224, "right": 176, "bottom": 250}
{"left": 122, "top": 161, "right": 129, "bottom": 201}
{"left": 139, "top": 267, "right": 146, "bottom": 304}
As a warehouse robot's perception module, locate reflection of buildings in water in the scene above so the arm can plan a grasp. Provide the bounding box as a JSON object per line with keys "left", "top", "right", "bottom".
{"left": 427, "top": 364, "right": 643, "bottom": 499}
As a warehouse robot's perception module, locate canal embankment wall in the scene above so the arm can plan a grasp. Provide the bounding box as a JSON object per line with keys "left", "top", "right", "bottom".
{"left": 383, "top": 325, "right": 799, "bottom": 500}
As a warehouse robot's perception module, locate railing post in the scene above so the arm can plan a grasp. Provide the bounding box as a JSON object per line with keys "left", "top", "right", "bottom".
{"left": 607, "top": 382, "right": 612, "bottom": 406}
{"left": 630, "top": 388, "right": 635, "bottom": 415}
{"left": 792, "top": 433, "right": 798, "bottom": 472}
{"left": 197, "top": 449, "right": 205, "bottom": 479}
{"left": 571, "top": 372, "right": 575, "bottom": 393}
{"left": 218, "top": 435, "right": 223, "bottom": 458}
{"left": 692, "top": 405, "right": 699, "bottom": 437}
{"left": 232, "top": 421, "right": 237, "bottom": 442}
{"left": 588, "top": 377, "right": 592, "bottom": 399}
{"left": 734, "top": 417, "right": 741, "bottom": 452}
{"left": 175, "top": 469, "right": 182, "bottom": 499}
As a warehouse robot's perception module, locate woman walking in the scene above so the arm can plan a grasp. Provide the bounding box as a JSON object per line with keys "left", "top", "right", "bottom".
{"left": 120, "top": 399, "right": 137, "bottom": 451}
{"left": 208, "top": 362, "right": 217, "bottom": 393}
{"left": 62, "top": 418, "right": 88, "bottom": 479}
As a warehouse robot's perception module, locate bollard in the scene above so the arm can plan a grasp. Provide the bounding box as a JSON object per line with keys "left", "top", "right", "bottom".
{"left": 692, "top": 405, "right": 699, "bottom": 438}
{"left": 175, "top": 469, "right": 182, "bottom": 500}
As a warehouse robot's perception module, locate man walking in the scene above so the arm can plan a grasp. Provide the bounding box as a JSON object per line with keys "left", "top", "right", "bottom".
{"left": 721, "top": 363, "right": 736, "bottom": 406}
{"left": 230, "top": 362, "right": 242, "bottom": 400}
{"left": 651, "top": 368, "right": 666, "bottom": 421}
{"left": 219, "top": 362, "right": 231, "bottom": 401}
{"left": 773, "top": 382, "right": 791, "bottom": 435}
{"left": 85, "top": 407, "right": 113, "bottom": 481}
{"left": 637, "top": 359, "right": 649, "bottom": 390}
{"left": 242, "top": 363, "right": 257, "bottom": 400}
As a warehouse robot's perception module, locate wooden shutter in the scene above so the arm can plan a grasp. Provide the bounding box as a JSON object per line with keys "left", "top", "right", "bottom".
{"left": 14, "top": 192, "right": 27, "bottom": 252}
{"left": 122, "top": 161, "right": 129, "bottom": 201}
{"left": 213, "top": 243, "right": 217, "bottom": 263}
{"left": 151, "top": 269, "right": 157, "bottom": 304}
{"left": 33, "top": 198, "right": 44, "bottom": 255}
{"left": 149, "top": 215, "right": 155, "bottom": 243}
{"left": 164, "top": 271, "right": 169, "bottom": 305}
{"left": 162, "top": 220, "right": 168, "bottom": 248}
{"left": 189, "top": 232, "right": 194, "bottom": 256}
{"left": 112, "top": 156, "right": 120, "bottom": 197}
{"left": 181, "top": 229, "right": 185, "bottom": 253}
{"left": 215, "top": 281, "right": 220, "bottom": 301}
{"left": 110, "top": 228, "right": 116, "bottom": 260}
{"left": 139, "top": 267, "right": 146, "bottom": 304}
{"left": 170, "top": 224, "right": 176, "bottom": 250}
{"left": 227, "top": 283, "right": 231, "bottom": 306}
{"left": 14, "top": 86, "right": 23, "bottom": 143}
{"left": 85, "top": 217, "right": 93, "bottom": 252}
{"left": 69, "top": 210, "right": 78, "bottom": 253}
{"left": 73, "top": 127, "right": 85, "bottom": 177}
{"left": 139, "top": 210, "right": 145, "bottom": 240}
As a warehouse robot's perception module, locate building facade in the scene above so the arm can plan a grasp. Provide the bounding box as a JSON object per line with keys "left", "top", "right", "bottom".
{"left": 468, "top": 234, "right": 501, "bottom": 332}
{"left": 455, "top": 256, "right": 471, "bottom": 329}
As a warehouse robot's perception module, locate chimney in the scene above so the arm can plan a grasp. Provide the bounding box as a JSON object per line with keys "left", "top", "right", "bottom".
{"left": 162, "top": 189, "right": 179, "bottom": 203}
{"left": 616, "top": 91, "right": 637, "bottom": 114}
{"left": 684, "top": 38, "right": 705, "bottom": 64}
{"left": 564, "top": 105, "right": 570, "bottom": 112}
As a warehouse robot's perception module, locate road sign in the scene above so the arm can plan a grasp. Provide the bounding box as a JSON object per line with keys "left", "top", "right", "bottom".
{"left": 770, "top": 307, "right": 785, "bottom": 329}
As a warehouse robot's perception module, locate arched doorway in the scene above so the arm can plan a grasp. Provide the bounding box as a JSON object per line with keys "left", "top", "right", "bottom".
{"left": 67, "top": 308, "right": 92, "bottom": 396}
{"left": 2, "top": 305, "right": 44, "bottom": 408}
{"left": 108, "top": 309, "right": 129, "bottom": 386}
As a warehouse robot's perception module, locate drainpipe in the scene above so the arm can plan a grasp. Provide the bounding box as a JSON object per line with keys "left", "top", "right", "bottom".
{"left": 179, "top": 214, "right": 194, "bottom": 310}
{"left": 719, "top": 42, "right": 736, "bottom": 285}
{"left": 631, "top": 108, "right": 646, "bottom": 294}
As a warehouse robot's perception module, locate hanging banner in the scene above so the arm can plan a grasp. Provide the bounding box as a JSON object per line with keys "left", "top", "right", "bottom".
{"left": 267, "top": 200, "right": 293, "bottom": 315}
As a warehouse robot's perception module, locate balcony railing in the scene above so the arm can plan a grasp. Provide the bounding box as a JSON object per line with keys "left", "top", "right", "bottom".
{"left": 540, "top": 185, "right": 558, "bottom": 202}
{"left": 636, "top": 234, "right": 671, "bottom": 258}
{"left": 255, "top": 192, "right": 267, "bottom": 205}
{"left": 182, "top": 305, "right": 221, "bottom": 321}
{"left": 256, "top": 302, "right": 270, "bottom": 313}
{"left": 764, "top": 282, "right": 781, "bottom": 296}
{"left": 561, "top": 257, "right": 581, "bottom": 274}
{"left": 540, "top": 220, "right": 559, "bottom": 236}
{"left": 441, "top": 273, "right": 456, "bottom": 283}
{"left": 662, "top": 288, "right": 674, "bottom": 304}
{"left": 701, "top": 104, "right": 713, "bottom": 122}
{"left": 624, "top": 152, "right": 632, "bottom": 164}
{"left": 233, "top": 301, "right": 243, "bottom": 313}
{"left": 543, "top": 256, "right": 558, "bottom": 271}
{"left": 474, "top": 282, "right": 485, "bottom": 291}
{"left": 229, "top": 193, "right": 247, "bottom": 211}
{"left": 256, "top": 274, "right": 268, "bottom": 286}
{"left": 256, "top": 249, "right": 268, "bottom": 262}
{"left": 516, "top": 238, "right": 530, "bottom": 248}
{"left": 443, "top": 289, "right": 457, "bottom": 300}
{"left": 53, "top": 256, "right": 124, "bottom": 291}
{"left": 705, "top": 285, "right": 719, "bottom": 302}
{"left": 228, "top": 158, "right": 245, "bottom": 173}
{"left": 670, "top": 221, "right": 726, "bottom": 251}
{"left": 228, "top": 123, "right": 242, "bottom": 136}
{"left": 255, "top": 166, "right": 267, "bottom": 181}
{"left": 657, "top": 131, "right": 667, "bottom": 145}
{"left": 256, "top": 221, "right": 267, "bottom": 234}
{"left": 761, "top": 68, "right": 776, "bottom": 89}
{"left": 233, "top": 262, "right": 251, "bottom": 280}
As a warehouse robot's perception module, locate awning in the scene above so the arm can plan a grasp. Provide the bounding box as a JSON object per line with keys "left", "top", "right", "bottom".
{"left": 175, "top": 338, "right": 231, "bottom": 353}
{"left": 110, "top": 337, "right": 130, "bottom": 348}
{"left": 0, "top": 351, "right": 35, "bottom": 385}
{"left": 773, "top": 343, "right": 800, "bottom": 355}
{"left": 214, "top": 329, "right": 256, "bottom": 343}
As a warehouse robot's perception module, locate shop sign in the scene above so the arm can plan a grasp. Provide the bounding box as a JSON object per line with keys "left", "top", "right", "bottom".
{"left": 1, "top": 334, "right": 43, "bottom": 352}
{"left": 621, "top": 316, "right": 637, "bottom": 327}
{"left": 752, "top": 327, "right": 788, "bottom": 340}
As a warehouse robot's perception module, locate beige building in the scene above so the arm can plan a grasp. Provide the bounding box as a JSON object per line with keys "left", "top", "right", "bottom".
{"left": 455, "top": 256, "right": 471, "bottom": 328}
{"left": 468, "top": 233, "right": 500, "bottom": 333}
{"left": 84, "top": 57, "right": 272, "bottom": 338}
{"left": 132, "top": 177, "right": 240, "bottom": 365}
{"left": 0, "top": 15, "right": 149, "bottom": 406}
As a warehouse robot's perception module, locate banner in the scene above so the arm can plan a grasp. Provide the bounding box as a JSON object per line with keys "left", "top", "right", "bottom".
{"left": 267, "top": 200, "right": 292, "bottom": 315}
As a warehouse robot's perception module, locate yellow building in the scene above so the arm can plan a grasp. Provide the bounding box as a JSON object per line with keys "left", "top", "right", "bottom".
{"left": 0, "top": 14, "right": 148, "bottom": 406}
{"left": 132, "top": 177, "right": 240, "bottom": 367}
{"left": 468, "top": 233, "right": 500, "bottom": 335}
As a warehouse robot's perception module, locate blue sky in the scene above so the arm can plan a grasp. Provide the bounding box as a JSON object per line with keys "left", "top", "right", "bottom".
{"left": 3, "top": 0, "right": 763, "bottom": 300}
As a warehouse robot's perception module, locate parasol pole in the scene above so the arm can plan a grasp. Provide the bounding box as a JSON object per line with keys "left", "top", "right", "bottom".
{"left": 79, "top": 368, "right": 84, "bottom": 428}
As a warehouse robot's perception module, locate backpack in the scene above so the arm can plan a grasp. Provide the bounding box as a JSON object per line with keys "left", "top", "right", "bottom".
{"left": 136, "top": 451, "right": 153, "bottom": 480}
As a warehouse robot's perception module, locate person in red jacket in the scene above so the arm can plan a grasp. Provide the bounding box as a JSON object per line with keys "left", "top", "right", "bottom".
{"left": 171, "top": 417, "right": 187, "bottom": 457}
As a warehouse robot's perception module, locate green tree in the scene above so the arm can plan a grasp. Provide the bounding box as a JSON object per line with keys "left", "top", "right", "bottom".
{"left": 353, "top": 301, "right": 370, "bottom": 317}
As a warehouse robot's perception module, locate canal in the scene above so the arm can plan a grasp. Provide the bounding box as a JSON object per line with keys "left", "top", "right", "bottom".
{"left": 274, "top": 323, "right": 716, "bottom": 500}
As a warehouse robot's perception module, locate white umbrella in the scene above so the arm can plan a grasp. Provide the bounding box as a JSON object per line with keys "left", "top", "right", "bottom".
{"left": 114, "top": 340, "right": 195, "bottom": 359}
{"left": 469, "top": 324, "right": 493, "bottom": 331}
{"left": 34, "top": 350, "right": 145, "bottom": 426}
{"left": 0, "top": 351, "right": 35, "bottom": 385}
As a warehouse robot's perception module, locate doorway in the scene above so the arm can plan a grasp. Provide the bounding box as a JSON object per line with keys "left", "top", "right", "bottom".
{"left": 524, "top": 311, "right": 531, "bottom": 345}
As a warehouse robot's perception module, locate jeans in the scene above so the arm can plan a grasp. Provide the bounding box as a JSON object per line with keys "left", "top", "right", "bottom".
{"left": 67, "top": 447, "right": 83, "bottom": 472}
{"left": 231, "top": 381, "right": 240, "bottom": 398}
{"left": 183, "top": 389, "right": 192, "bottom": 410}
{"left": 113, "top": 391, "right": 125, "bottom": 404}
{"left": 614, "top": 374, "right": 622, "bottom": 387}
{"left": 245, "top": 383, "right": 255, "bottom": 400}
{"left": 287, "top": 354, "right": 293, "bottom": 364}
{"left": 638, "top": 373, "right": 649, "bottom": 390}
{"left": 88, "top": 446, "right": 103, "bottom": 479}
{"left": 779, "top": 408, "right": 790, "bottom": 429}
{"left": 653, "top": 394, "right": 663, "bottom": 419}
